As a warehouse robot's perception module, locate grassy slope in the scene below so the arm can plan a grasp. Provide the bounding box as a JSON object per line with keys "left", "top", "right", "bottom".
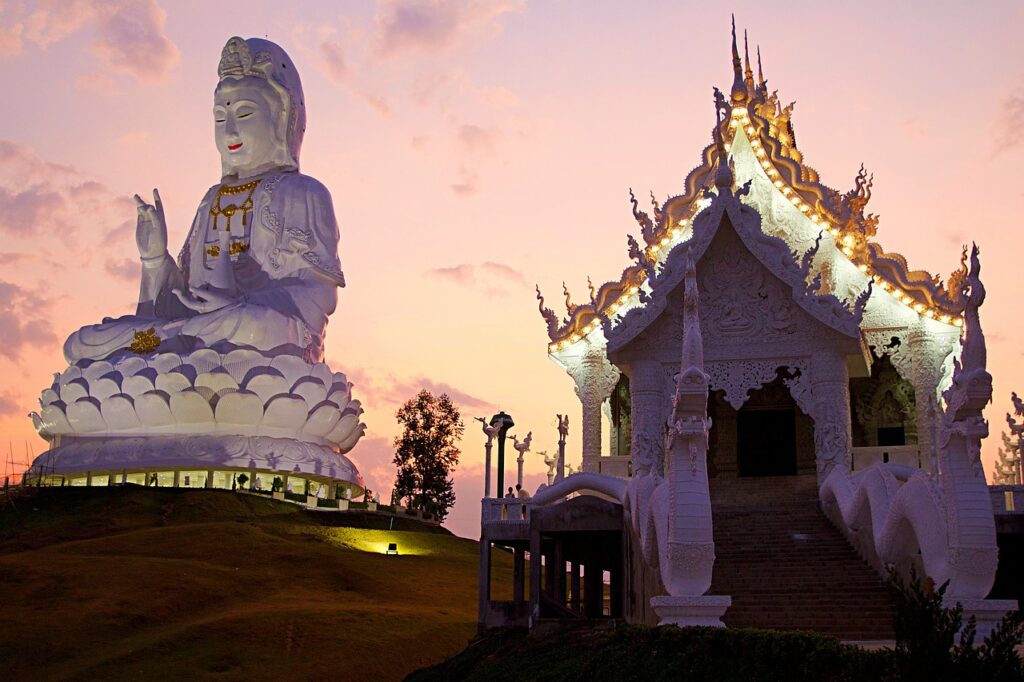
{"left": 0, "top": 488, "right": 507, "bottom": 681}
{"left": 407, "top": 624, "right": 891, "bottom": 682}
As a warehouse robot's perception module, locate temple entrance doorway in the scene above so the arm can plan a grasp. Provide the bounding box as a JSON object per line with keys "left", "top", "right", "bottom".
{"left": 737, "top": 408, "right": 796, "bottom": 476}
{"left": 707, "top": 373, "right": 815, "bottom": 478}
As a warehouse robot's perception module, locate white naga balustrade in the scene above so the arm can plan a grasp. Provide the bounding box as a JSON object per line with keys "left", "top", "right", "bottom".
{"left": 820, "top": 246, "right": 1015, "bottom": 638}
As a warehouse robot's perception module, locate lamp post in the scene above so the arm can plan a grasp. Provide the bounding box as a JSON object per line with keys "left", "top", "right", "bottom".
{"left": 490, "top": 411, "right": 514, "bottom": 496}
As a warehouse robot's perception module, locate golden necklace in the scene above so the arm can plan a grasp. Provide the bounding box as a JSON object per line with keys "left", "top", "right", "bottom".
{"left": 209, "top": 178, "right": 261, "bottom": 231}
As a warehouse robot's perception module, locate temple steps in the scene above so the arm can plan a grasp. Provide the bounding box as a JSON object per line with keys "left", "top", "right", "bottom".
{"left": 709, "top": 474, "right": 897, "bottom": 641}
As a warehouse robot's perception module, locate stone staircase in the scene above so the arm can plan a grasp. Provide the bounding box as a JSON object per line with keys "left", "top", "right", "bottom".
{"left": 709, "top": 474, "right": 896, "bottom": 641}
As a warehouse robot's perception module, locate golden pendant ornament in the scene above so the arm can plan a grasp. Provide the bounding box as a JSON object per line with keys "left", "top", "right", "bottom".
{"left": 128, "top": 327, "right": 161, "bottom": 354}
{"left": 206, "top": 244, "right": 221, "bottom": 257}
{"left": 209, "top": 178, "right": 261, "bottom": 231}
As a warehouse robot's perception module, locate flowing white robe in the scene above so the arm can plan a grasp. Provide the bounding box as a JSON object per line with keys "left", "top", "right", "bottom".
{"left": 64, "top": 170, "right": 345, "bottom": 364}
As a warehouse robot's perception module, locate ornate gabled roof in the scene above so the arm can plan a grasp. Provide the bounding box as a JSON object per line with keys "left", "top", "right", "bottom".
{"left": 606, "top": 175, "right": 869, "bottom": 356}
{"left": 540, "top": 22, "right": 968, "bottom": 354}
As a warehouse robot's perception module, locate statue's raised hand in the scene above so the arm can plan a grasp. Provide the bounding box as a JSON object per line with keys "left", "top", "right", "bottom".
{"left": 134, "top": 189, "right": 168, "bottom": 260}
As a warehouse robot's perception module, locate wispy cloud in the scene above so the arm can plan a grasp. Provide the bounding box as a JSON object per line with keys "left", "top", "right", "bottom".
{"left": 995, "top": 84, "right": 1024, "bottom": 153}
{"left": 372, "top": 0, "right": 523, "bottom": 59}
{"left": 0, "top": 280, "right": 58, "bottom": 362}
{"left": 0, "top": 140, "right": 132, "bottom": 239}
{"left": 0, "top": 392, "right": 19, "bottom": 416}
{"left": 0, "top": 0, "right": 179, "bottom": 83}
{"left": 104, "top": 258, "right": 138, "bottom": 281}
{"left": 343, "top": 367, "right": 496, "bottom": 413}
{"left": 424, "top": 260, "right": 528, "bottom": 295}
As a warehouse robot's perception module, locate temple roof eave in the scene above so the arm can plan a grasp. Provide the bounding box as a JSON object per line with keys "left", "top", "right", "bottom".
{"left": 542, "top": 36, "right": 967, "bottom": 354}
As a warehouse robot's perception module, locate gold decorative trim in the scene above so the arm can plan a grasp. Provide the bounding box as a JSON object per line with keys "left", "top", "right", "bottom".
{"left": 128, "top": 328, "right": 160, "bottom": 355}
{"left": 543, "top": 54, "right": 967, "bottom": 350}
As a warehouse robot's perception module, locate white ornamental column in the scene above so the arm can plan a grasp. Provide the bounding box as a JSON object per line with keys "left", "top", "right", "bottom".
{"left": 630, "top": 360, "right": 668, "bottom": 477}
{"left": 907, "top": 324, "right": 956, "bottom": 473}
{"left": 566, "top": 347, "right": 620, "bottom": 473}
{"left": 810, "top": 351, "right": 853, "bottom": 483}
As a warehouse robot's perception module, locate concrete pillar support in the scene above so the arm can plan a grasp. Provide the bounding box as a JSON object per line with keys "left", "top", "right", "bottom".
{"left": 629, "top": 360, "right": 668, "bottom": 477}
{"left": 565, "top": 346, "right": 620, "bottom": 473}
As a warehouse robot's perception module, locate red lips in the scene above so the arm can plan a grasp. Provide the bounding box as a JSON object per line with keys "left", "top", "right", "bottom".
{"left": 228, "top": 143, "right": 243, "bottom": 151}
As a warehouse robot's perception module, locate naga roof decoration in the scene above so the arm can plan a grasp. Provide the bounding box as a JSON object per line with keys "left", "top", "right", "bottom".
{"left": 540, "top": 20, "right": 968, "bottom": 353}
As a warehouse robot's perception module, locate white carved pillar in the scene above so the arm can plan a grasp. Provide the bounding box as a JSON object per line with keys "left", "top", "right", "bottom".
{"left": 907, "top": 325, "right": 956, "bottom": 474}
{"left": 630, "top": 360, "right": 668, "bottom": 477}
{"left": 604, "top": 399, "right": 617, "bottom": 457}
{"left": 566, "top": 347, "right": 620, "bottom": 473}
{"left": 810, "top": 351, "right": 852, "bottom": 482}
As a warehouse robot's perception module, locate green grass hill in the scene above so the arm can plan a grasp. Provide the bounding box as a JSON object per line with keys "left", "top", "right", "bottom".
{"left": 0, "top": 487, "right": 507, "bottom": 681}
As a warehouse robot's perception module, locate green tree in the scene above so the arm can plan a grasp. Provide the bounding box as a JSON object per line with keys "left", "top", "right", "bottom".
{"left": 392, "top": 390, "right": 464, "bottom": 522}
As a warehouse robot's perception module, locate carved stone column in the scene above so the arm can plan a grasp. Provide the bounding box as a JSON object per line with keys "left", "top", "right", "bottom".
{"left": 629, "top": 360, "right": 668, "bottom": 477}
{"left": 566, "top": 346, "right": 620, "bottom": 473}
{"left": 907, "top": 325, "right": 956, "bottom": 474}
{"left": 810, "top": 351, "right": 852, "bottom": 482}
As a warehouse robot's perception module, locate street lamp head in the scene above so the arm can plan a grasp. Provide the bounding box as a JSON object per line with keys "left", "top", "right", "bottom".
{"left": 490, "top": 411, "right": 515, "bottom": 433}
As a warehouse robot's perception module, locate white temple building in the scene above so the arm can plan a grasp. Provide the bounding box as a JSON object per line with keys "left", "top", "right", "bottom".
{"left": 478, "top": 23, "right": 1019, "bottom": 639}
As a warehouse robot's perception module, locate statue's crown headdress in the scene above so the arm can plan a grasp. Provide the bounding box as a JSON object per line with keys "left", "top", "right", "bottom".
{"left": 218, "top": 37, "right": 272, "bottom": 80}
{"left": 214, "top": 36, "right": 307, "bottom": 173}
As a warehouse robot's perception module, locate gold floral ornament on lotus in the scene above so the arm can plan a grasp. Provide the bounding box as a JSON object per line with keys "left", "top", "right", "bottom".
{"left": 128, "top": 327, "right": 160, "bottom": 354}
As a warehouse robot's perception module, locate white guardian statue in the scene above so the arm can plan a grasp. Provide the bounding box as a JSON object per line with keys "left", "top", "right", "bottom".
{"left": 28, "top": 37, "right": 366, "bottom": 495}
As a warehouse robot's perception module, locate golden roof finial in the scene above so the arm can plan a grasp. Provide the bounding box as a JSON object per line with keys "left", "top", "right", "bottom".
{"left": 730, "top": 15, "right": 747, "bottom": 104}
{"left": 743, "top": 30, "right": 755, "bottom": 92}
{"left": 757, "top": 45, "right": 766, "bottom": 89}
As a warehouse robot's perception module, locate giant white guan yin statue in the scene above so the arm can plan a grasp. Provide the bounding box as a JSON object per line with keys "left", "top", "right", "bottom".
{"left": 28, "top": 37, "right": 365, "bottom": 487}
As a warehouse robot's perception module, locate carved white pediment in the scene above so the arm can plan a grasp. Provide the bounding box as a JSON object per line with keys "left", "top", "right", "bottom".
{"left": 608, "top": 188, "right": 866, "bottom": 359}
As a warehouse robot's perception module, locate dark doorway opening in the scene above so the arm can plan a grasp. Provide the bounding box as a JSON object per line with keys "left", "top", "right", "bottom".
{"left": 877, "top": 426, "right": 906, "bottom": 447}
{"left": 737, "top": 408, "right": 797, "bottom": 477}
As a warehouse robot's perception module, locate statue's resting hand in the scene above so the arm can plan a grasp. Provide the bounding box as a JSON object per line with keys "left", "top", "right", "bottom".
{"left": 134, "top": 189, "right": 168, "bottom": 260}
{"left": 173, "top": 285, "right": 235, "bottom": 313}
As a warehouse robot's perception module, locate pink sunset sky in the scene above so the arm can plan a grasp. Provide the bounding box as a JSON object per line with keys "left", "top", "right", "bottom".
{"left": 0, "top": 0, "right": 1022, "bottom": 538}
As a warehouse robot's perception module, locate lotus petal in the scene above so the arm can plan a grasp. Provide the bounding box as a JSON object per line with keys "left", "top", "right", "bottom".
{"left": 38, "top": 404, "right": 72, "bottom": 436}
{"left": 59, "top": 366, "right": 83, "bottom": 384}
{"left": 261, "top": 395, "right": 309, "bottom": 433}
{"left": 325, "top": 412, "right": 361, "bottom": 446}
{"left": 67, "top": 397, "right": 106, "bottom": 433}
{"left": 215, "top": 390, "right": 263, "bottom": 425}
{"left": 155, "top": 372, "right": 192, "bottom": 395}
{"left": 342, "top": 399, "right": 362, "bottom": 418}
{"left": 302, "top": 400, "right": 341, "bottom": 438}
{"left": 337, "top": 423, "right": 366, "bottom": 453}
{"left": 244, "top": 372, "right": 289, "bottom": 404}
{"left": 40, "top": 388, "right": 60, "bottom": 406}
{"left": 291, "top": 377, "right": 327, "bottom": 407}
{"left": 186, "top": 348, "right": 222, "bottom": 374}
{"left": 312, "top": 363, "right": 334, "bottom": 387}
{"left": 269, "top": 355, "right": 310, "bottom": 386}
{"left": 101, "top": 394, "right": 141, "bottom": 431}
{"left": 60, "top": 378, "right": 89, "bottom": 403}
{"left": 82, "top": 360, "right": 115, "bottom": 383}
{"left": 170, "top": 364, "right": 197, "bottom": 385}
{"left": 122, "top": 374, "right": 156, "bottom": 397}
{"left": 114, "top": 356, "right": 147, "bottom": 377}
{"left": 194, "top": 370, "right": 240, "bottom": 404}
{"left": 222, "top": 348, "right": 266, "bottom": 383}
{"left": 170, "top": 389, "right": 215, "bottom": 428}
{"left": 149, "top": 353, "right": 182, "bottom": 374}
{"left": 135, "top": 390, "right": 174, "bottom": 428}
{"left": 89, "top": 376, "right": 121, "bottom": 401}
{"left": 326, "top": 382, "right": 351, "bottom": 410}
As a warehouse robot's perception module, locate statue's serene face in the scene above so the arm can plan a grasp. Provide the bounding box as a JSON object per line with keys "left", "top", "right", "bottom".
{"left": 214, "top": 78, "right": 284, "bottom": 178}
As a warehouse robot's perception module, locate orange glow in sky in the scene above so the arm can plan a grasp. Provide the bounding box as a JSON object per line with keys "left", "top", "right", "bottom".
{"left": 1, "top": 1, "right": 1022, "bottom": 537}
